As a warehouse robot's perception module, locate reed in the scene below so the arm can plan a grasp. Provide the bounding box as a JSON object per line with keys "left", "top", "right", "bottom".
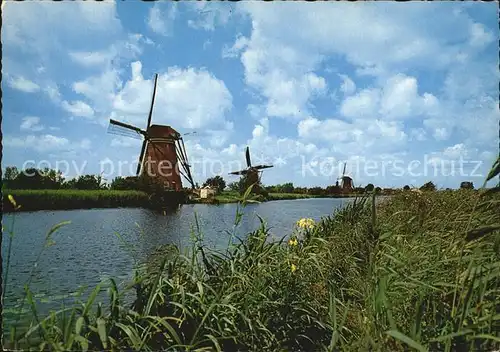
{"left": 3, "top": 158, "right": 500, "bottom": 351}
{"left": 2, "top": 190, "right": 149, "bottom": 212}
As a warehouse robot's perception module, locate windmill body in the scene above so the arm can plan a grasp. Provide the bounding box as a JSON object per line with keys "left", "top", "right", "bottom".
{"left": 142, "top": 124, "right": 183, "bottom": 191}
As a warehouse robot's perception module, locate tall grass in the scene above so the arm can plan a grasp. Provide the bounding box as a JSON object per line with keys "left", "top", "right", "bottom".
{"left": 2, "top": 189, "right": 149, "bottom": 212}
{"left": 3, "top": 159, "right": 500, "bottom": 351}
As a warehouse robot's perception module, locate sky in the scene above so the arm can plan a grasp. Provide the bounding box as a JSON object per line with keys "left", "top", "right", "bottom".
{"left": 2, "top": 1, "right": 499, "bottom": 189}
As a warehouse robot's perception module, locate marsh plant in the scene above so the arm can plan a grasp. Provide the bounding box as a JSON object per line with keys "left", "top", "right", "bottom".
{"left": 2, "top": 159, "right": 500, "bottom": 351}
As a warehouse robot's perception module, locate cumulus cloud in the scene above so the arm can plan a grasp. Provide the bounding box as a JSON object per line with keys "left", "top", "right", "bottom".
{"left": 7, "top": 76, "right": 40, "bottom": 93}
{"left": 111, "top": 61, "right": 233, "bottom": 130}
{"left": 62, "top": 100, "right": 95, "bottom": 118}
{"left": 4, "top": 134, "right": 70, "bottom": 153}
{"left": 340, "top": 73, "right": 439, "bottom": 120}
{"left": 147, "top": 2, "right": 177, "bottom": 36}
{"left": 20, "top": 116, "right": 44, "bottom": 131}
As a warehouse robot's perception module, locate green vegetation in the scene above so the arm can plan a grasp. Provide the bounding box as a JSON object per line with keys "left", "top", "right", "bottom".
{"left": 2, "top": 190, "right": 149, "bottom": 212}
{"left": 214, "top": 190, "right": 323, "bottom": 203}
{"left": 3, "top": 156, "right": 500, "bottom": 351}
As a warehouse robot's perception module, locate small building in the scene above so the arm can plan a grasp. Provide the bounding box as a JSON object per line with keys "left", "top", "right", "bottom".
{"left": 200, "top": 185, "right": 216, "bottom": 199}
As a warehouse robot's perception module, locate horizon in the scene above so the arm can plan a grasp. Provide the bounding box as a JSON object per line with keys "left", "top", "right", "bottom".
{"left": 2, "top": 2, "right": 498, "bottom": 189}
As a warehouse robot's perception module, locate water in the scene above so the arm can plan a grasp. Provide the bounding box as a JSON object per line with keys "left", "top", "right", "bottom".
{"left": 1, "top": 198, "right": 353, "bottom": 333}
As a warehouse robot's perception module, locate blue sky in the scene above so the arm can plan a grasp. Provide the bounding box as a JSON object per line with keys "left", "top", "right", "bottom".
{"left": 2, "top": 1, "right": 499, "bottom": 188}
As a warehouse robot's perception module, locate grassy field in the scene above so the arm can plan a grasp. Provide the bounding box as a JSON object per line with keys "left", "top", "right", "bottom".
{"left": 215, "top": 190, "right": 326, "bottom": 203}
{"left": 2, "top": 189, "right": 149, "bottom": 212}
{"left": 3, "top": 169, "right": 500, "bottom": 351}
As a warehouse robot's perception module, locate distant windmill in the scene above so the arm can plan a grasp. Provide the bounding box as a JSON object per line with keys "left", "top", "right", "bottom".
{"left": 337, "top": 162, "right": 354, "bottom": 191}
{"left": 107, "top": 74, "right": 195, "bottom": 191}
{"left": 229, "top": 146, "right": 273, "bottom": 193}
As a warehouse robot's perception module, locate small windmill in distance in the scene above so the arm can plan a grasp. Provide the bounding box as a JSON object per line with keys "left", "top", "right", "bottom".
{"left": 229, "top": 146, "right": 273, "bottom": 195}
{"left": 337, "top": 162, "right": 354, "bottom": 193}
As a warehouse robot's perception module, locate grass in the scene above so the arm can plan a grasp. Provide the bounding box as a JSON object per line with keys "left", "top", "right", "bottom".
{"left": 215, "top": 190, "right": 324, "bottom": 203}
{"left": 2, "top": 189, "right": 149, "bottom": 212}
{"left": 2, "top": 157, "right": 500, "bottom": 351}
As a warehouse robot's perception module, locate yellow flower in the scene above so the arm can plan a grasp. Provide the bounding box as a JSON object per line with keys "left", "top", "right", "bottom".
{"left": 296, "top": 218, "right": 315, "bottom": 230}
{"left": 288, "top": 238, "right": 298, "bottom": 246}
{"left": 8, "top": 194, "right": 16, "bottom": 207}
{"left": 291, "top": 263, "right": 297, "bottom": 273}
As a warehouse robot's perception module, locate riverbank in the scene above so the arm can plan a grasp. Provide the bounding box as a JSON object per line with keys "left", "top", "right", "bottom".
{"left": 214, "top": 190, "right": 359, "bottom": 203}
{"left": 2, "top": 189, "right": 150, "bottom": 212}
{"left": 5, "top": 186, "right": 499, "bottom": 351}
{"left": 2, "top": 189, "right": 359, "bottom": 212}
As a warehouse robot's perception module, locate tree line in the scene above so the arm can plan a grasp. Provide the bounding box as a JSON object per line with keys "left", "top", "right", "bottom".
{"left": 2, "top": 166, "right": 475, "bottom": 192}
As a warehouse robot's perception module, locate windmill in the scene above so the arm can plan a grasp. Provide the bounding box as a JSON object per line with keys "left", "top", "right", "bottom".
{"left": 337, "top": 162, "right": 354, "bottom": 191}
{"left": 107, "top": 74, "right": 195, "bottom": 192}
{"left": 229, "top": 146, "right": 273, "bottom": 193}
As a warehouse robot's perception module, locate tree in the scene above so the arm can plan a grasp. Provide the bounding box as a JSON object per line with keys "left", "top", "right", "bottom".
{"left": 308, "top": 187, "right": 325, "bottom": 196}
{"left": 365, "top": 183, "right": 375, "bottom": 192}
{"left": 326, "top": 185, "right": 341, "bottom": 195}
{"left": 3, "top": 166, "right": 19, "bottom": 181}
{"left": 420, "top": 181, "right": 436, "bottom": 192}
{"left": 375, "top": 186, "right": 382, "bottom": 194}
{"left": 202, "top": 175, "right": 226, "bottom": 194}
{"left": 110, "top": 176, "right": 140, "bottom": 190}
{"left": 227, "top": 182, "right": 239, "bottom": 192}
{"left": 70, "top": 174, "right": 105, "bottom": 190}
{"left": 3, "top": 166, "right": 19, "bottom": 189}
{"left": 13, "top": 168, "right": 64, "bottom": 189}
{"left": 460, "top": 181, "right": 474, "bottom": 190}
{"left": 403, "top": 185, "right": 411, "bottom": 191}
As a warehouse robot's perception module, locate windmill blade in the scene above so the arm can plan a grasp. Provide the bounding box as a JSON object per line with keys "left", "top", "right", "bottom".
{"left": 146, "top": 73, "right": 159, "bottom": 130}
{"left": 178, "top": 138, "right": 195, "bottom": 189}
{"left": 136, "top": 139, "right": 148, "bottom": 176}
{"left": 245, "top": 146, "right": 252, "bottom": 168}
{"left": 109, "top": 119, "right": 147, "bottom": 137}
{"left": 253, "top": 165, "right": 274, "bottom": 170}
{"left": 107, "top": 123, "right": 145, "bottom": 140}
{"left": 229, "top": 169, "right": 249, "bottom": 176}
{"left": 342, "top": 162, "right": 347, "bottom": 177}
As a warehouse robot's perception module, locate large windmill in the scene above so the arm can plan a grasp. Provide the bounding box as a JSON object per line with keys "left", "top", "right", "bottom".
{"left": 107, "top": 74, "right": 195, "bottom": 192}
{"left": 229, "top": 146, "right": 273, "bottom": 193}
{"left": 337, "top": 162, "right": 354, "bottom": 192}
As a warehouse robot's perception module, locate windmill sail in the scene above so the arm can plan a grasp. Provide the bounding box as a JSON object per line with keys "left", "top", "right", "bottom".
{"left": 107, "top": 120, "right": 145, "bottom": 140}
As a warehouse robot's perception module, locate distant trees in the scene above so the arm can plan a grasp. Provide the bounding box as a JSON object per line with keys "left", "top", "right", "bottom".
{"left": 3, "top": 167, "right": 65, "bottom": 189}
{"left": 365, "top": 183, "right": 375, "bottom": 192}
{"left": 2, "top": 166, "right": 109, "bottom": 191}
{"left": 267, "top": 183, "right": 294, "bottom": 194}
{"left": 403, "top": 185, "right": 411, "bottom": 191}
{"left": 227, "top": 182, "right": 239, "bottom": 192}
{"left": 110, "top": 176, "right": 139, "bottom": 190}
{"left": 420, "top": 181, "right": 436, "bottom": 192}
{"left": 460, "top": 181, "right": 474, "bottom": 190}
{"left": 64, "top": 174, "right": 108, "bottom": 190}
{"left": 202, "top": 175, "right": 226, "bottom": 194}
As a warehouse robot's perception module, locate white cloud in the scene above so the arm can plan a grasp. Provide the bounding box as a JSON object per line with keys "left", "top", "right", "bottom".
{"left": 68, "top": 50, "right": 114, "bottom": 67}
{"left": 186, "top": 2, "right": 234, "bottom": 31}
{"left": 147, "top": 2, "right": 177, "bottom": 36}
{"left": 468, "top": 22, "right": 494, "bottom": 48}
{"left": 339, "top": 74, "right": 356, "bottom": 95}
{"left": 62, "top": 100, "right": 95, "bottom": 118}
{"left": 340, "top": 73, "right": 439, "bottom": 120}
{"left": 20, "top": 116, "right": 44, "bottom": 132}
{"left": 4, "top": 134, "right": 69, "bottom": 153}
{"left": 111, "top": 62, "right": 233, "bottom": 130}
{"left": 222, "top": 35, "right": 248, "bottom": 58}
{"left": 7, "top": 76, "right": 40, "bottom": 93}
